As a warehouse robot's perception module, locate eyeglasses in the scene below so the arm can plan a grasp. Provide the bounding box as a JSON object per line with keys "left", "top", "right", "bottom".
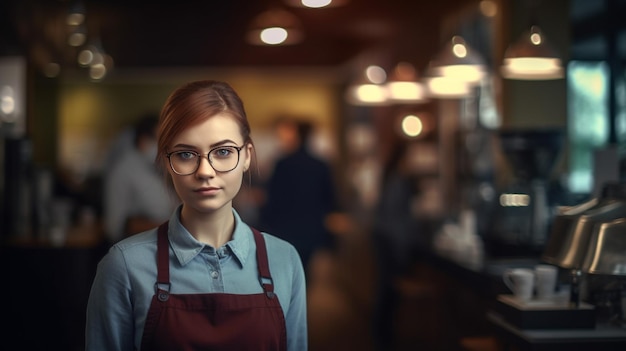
{"left": 166, "top": 145, "right": 245, "bottom": 175}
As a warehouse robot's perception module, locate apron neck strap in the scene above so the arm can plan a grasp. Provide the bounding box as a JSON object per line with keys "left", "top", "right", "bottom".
{"left": 251, "top": 228, "right": 275, "bottom": 298}
{"left": 155, "top": 222, "right": 171, "bottom": 301}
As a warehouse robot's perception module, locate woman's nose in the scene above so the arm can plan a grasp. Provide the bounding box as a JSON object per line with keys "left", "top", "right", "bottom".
{"left": 195, "top": 155, "right": 216, "bottom": 178}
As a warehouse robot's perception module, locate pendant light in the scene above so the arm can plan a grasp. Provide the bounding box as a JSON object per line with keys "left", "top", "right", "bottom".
{"left": 66, "top": 1, "right": 86, "bottom": 26}
{"left": 425, "top": 35, "right": 485, "bottom": 98}
{"left": 425, "top": 76, "right": 473, "bottom": 98}
{"left": 346, "top": 65, "right": 389, "bottom": 106}
{"left": 501, "top": 25, "right": 563, "bottom": 80}
{"left": 385, "top": 61, "right": 428, "bottom": 104}
{"left": 284, "top": 0, "right": 348, "bottom": 8}
{"left": 246, "top": 7, "right": 303, "bottom": 45}
{"left": 427, "top": 36, "right": 486, "bottom": 85}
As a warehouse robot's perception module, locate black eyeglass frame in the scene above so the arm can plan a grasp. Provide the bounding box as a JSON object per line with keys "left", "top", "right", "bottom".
{"left": 166, "top": 144, "right": 246, "bottom": 175}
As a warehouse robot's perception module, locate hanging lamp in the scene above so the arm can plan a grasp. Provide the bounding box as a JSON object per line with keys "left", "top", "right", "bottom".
{"left": 385, "top": 61, "right": 428, "bottom": 104}
{"left": 246, "top": 7, "right": 303, "bottom": 45}
{"left": 425, "top": 35, "right": 486, "bottom": 98}
{"left": 501, "top": 25, "right": 564, "bottom": 80}
{"left": 284, "top": 0, "right": 348, "bottom": 8}
{"left": 428, "top": 35, "right": 487, "bottom": 85}
{"left": 346, "top": 65, "right": 389, "bottom": 106}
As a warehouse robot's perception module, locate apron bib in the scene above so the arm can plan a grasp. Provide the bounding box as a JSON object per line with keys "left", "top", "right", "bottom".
{"left": 140, "top": 222, "right": 287, "bottom": 351}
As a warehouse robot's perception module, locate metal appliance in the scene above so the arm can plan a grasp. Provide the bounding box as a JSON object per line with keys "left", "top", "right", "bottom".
{"left": 487, "top": 128, "right": 565, "bottom": 255}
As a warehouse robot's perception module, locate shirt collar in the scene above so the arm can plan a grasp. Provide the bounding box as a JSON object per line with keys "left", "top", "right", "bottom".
{"left": 167, "top": 205, "right": 251, "bottom": 268}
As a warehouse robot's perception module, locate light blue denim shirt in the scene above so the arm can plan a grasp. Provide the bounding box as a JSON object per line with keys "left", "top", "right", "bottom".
{"left": 85, "top": 207, "right": 307, "bottom": 351}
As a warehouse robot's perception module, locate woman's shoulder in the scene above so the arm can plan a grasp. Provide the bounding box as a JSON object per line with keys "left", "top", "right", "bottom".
{"left": 256, "top": 230, "right": 305, "bottom": 283}
{"left": 113, "top": 227, "right": 159, "bottom": 250}
{"left": 255, "top": 230, "right": 300, "bottom": 260}
{"left": 97, "top": 228, "right": 159, "bottom": 274}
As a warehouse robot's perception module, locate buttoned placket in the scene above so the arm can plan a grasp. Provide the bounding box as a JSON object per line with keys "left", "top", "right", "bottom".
{"left": 202, "top": 247, "right": 225, "bottom": 291}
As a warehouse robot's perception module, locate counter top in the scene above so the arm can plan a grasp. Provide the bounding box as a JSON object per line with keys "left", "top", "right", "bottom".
{"left": 413, "top": 241, "right": 543, "bottom": 299}
{"left": 3, "top": 221, "right": 104, "bottom": 249}
{"left": 488, "top": 311, "right": 626, "bottom": 350}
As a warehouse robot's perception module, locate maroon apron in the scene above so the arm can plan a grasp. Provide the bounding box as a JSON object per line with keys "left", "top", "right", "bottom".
{"left": 140, "top": 222, "right": 287, "bottom": 351}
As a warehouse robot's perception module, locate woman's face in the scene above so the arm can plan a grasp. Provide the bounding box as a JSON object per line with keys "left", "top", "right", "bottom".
{"left": 167, "top": 113, "right": 252, "bottom": 216}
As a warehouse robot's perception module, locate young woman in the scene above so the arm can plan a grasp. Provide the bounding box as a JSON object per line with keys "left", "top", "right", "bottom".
{"left": 86, "top": 80, "right": 307, "bottom": 351}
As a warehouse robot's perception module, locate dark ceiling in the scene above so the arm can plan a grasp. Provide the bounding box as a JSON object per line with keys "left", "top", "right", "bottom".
{"left": 1, "top": 0, "right": 475, "bottom": 72}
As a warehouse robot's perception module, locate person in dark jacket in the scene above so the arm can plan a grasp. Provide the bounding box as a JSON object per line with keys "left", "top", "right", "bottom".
{"left": 260, "top": 116, "right": 338, "bottom": 275}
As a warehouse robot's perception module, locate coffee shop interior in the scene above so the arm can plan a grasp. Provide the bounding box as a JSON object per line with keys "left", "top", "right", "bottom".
{"left": 2, "top": 0, "right": 626, "bottom": 350}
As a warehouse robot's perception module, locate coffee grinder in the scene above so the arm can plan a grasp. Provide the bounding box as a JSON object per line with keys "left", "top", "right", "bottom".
{"left": 487, "top": 128, "right": 565, "bottom": 255}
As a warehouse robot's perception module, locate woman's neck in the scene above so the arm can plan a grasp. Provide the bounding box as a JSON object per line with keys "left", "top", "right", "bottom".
{"left": 180, "top": 205, "right": 235, "bottom": 248}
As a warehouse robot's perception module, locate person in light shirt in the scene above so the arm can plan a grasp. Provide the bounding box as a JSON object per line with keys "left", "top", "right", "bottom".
{"left": 86, "top": 80, "right": 307, "bottom": 351}
{"left": 103, "top": 114, "right": 177, "bottom": 243}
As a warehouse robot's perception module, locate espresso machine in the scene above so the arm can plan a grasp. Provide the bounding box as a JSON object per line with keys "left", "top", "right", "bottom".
{"left": 543, "top": 182, "right": 626, "bottom": 319}
{"left": 487, "top": 128, "right": 565, "bottom": 255}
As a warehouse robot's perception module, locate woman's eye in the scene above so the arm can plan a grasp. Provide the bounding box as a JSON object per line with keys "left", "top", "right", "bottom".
{"left": 177, "top": 151, "right": 197, "bottom": 160}
{"left": 213, "top": 147, "right": 234, "bottom": 158}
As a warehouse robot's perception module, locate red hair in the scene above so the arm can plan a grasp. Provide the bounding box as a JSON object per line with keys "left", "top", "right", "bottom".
{"left": 156, "top": 80, "right": 253, "bottom": 184}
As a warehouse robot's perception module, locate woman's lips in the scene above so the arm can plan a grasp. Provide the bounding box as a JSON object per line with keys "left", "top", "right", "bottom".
{"left": 194, "top": 186, "right": 220, "bottom": 196}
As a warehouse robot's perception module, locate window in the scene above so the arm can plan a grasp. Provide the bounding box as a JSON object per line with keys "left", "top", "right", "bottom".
{"left": 567, "top": 61, "right": 609, "bottom": 193}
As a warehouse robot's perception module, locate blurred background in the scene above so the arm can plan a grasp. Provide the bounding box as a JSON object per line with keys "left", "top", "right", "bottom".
{"left": 1, "top": 0, "right": 626, "bottom": 350}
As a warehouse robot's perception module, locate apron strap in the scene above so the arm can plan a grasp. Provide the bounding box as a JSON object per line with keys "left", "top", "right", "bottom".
{"left": 155, "top": 222, "right": 171, "bottom": 301}
{"left": 251, "top": 228, "right": 275, "bottom": 299}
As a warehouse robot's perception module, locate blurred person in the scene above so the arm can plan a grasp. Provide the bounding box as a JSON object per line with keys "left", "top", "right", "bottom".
{"left": 259, "top": 116, "right": 338, "bottom": 275}
{"left": 102, "top": 124, "right": 134, "bottom": 174}
{"left": 371, "top": 140, "right": 422, "bottom": 351}
{"left": 86, "top": 80, "right": 307, "bottom": 351}
{"left": 103, "top": 113, "right": 177, "bottom": 243}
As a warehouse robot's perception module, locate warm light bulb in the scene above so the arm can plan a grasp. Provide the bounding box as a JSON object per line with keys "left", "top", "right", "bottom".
{"left": 401, "top": 114, "right": 423, "bottom": 137}
{"left": 530, "top": 33, "right": 542, "bottom": 45}
{"left": 302, "top": 0, "right": 332, "bottom": 8}
{"left": 78, "top": 48, "right": 94, "bottom": 66}
{"left": 260, "top": 27, "right": 288, "bottom": 45}
{"left": 90, "top": 64, "right": 107, "bottom": 80}
{"left": 426, "top": 77, "right": 471, "bottom": 98}
{"left": 365, "top": 65, "right": 386, "bottom": 84}
{"left": 479, "top": 0, "right": 497, "bottom": 17}
{"left": 68, "top": 32, "right": 86, "bottom": 47}
{"left": 67, "top": 13, "right": 84, "bottom": 26}
{"left": 438, "top": 64, "right": 485, "bottom": 84}
{"left": 1, "top": 86, "right": 15, "bottom": 115}
{"left": 386, "top": 81, "right": 425, "bottom": 101}
{"left": 353, "top": 84, "right": 387, "bottom": 103}
{"left": 453, "top": 43, "right": 468, "bottom": 58}
{"left": 502, "top": 57, "right": 563, "bottom": 79}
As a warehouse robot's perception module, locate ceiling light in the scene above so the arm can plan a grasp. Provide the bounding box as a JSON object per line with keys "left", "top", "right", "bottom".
{"left": 77, "top": 37, "right": 113, "bottom": 80}
{"left": 424, "top": 76, "right": 472, "bottom": 98}
{"left": 479, "top": 0, "right": 498, "bottom": 18}
{"left": 67, "top": 24, "right": 87, "bottom": 47}
{"left": 428, "top": 36, "right": 486, "bottom": 85}
{"left": 501, "top": 25, "right": 564, "bottom": 80}
{"left": 66, "top": 1, "right": 86, "bottom": 26}
{"left": 385, "top": 61, "right": 428, "bottom": 104}
{"left": 247, "top": 8, "right": 303, "bottom": 45}
{"left": 302, "top": 0, "right": 332, "bottom": 8}
{"left": 346, "top": 65, "right": 389, "bottom": 106}
{"left": 284, "top": 0, "right": 348, "bottom": 8}
{"left": 401, "top": 114, "right": 424, "bottom": 138}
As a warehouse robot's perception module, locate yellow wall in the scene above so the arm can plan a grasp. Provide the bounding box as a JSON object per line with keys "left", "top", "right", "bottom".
{"left": 57, "top": 67, "right": 342, "bottom": 177}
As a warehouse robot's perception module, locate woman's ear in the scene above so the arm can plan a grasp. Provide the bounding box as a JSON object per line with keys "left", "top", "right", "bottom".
{"left": 243, "top": 143, "right": 254, "bottom": 171}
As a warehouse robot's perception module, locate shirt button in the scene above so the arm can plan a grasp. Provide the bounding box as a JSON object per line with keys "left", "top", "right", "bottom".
{"left": 211, "top": 270, "right": 219, "bottom": 279}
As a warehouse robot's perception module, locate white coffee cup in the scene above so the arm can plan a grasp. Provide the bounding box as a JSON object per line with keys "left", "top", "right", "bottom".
{"left": 503, "top": 268, "right": 535, "bottom": 301}
{"left": 535, "top": 264, "right": 558, "bottom": 300}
